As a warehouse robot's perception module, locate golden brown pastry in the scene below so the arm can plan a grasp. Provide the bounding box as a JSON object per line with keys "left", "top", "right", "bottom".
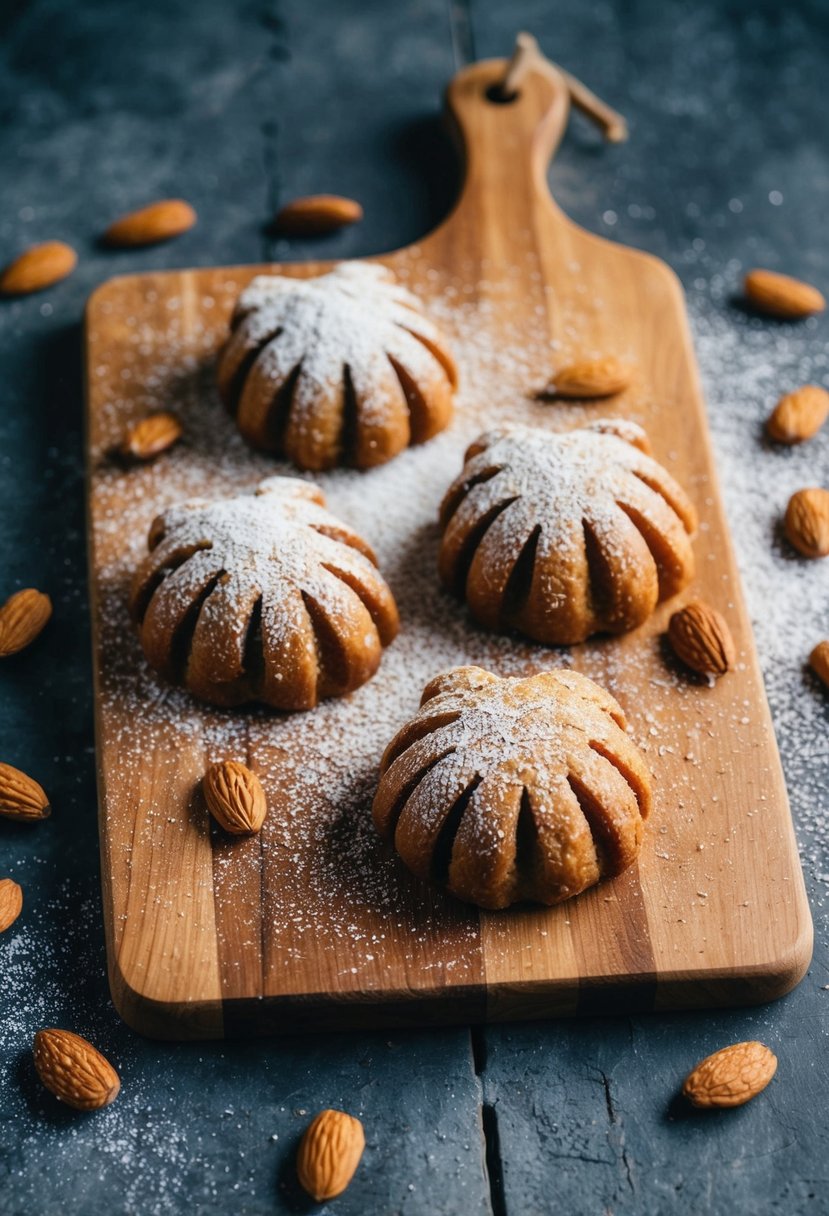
{"left": 129, "top": 477, "right": 398, "bottom": 709}
{"left": 373, "top": 665, "right": 652, "bottom": 910}
{"left": 439, "top": 420, "right": 697, "bottom": 645}
{"left": 216, "top": 262, "right": 457, "bottom": 471}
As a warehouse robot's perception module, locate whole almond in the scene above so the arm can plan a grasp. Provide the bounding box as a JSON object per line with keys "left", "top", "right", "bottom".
{"left": 547, "top": 355, "right": 632, "bottom": 400}
{"left": 784, "top": 488, "right": 829, "bottom": 558}
{"left": 203, "top": 760, "right": 267, "bottom": 834}
{"left": 810, "top": 641, "right": 829, "bottom": 689}
{"left": 744, "top": 269, "right": 825, "bottom": 319}
{"left": 668, "top": 600, "right": 736, "bottom": 679}
{"left": 0, "top": 878, "right": 23, "bottom": 933}
{"left": 103, "top": 199, "right": 197, "bottom": 247}
{"left": 0, "top": 588, "right": 52, "bottom": 657}
{"left": 682, "top": 1041, "right": 777, "bottom": 1109}
{"left": 0, "top": 241, "right": 77, "bottom": 295}
{"left": 121, "top": 412, "right": 183, "bottom": 461}
{"left": 274, "top": 194, "right": 363, "bottom": 236}
{"left": 767, "top": 385, "right": 829, "bottom": 444}
{"left": 0, "top": 762, "right": 50, "bottom": 822}
{"left": 33, "top": 1029, "right": 120, "bottom": 1111}
{"left": 296, "top": 1109, "right": 365, "bottom": 1202}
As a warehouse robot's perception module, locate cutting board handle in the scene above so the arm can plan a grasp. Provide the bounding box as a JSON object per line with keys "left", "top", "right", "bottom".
{"left": 438, "top": 55, "right": 572, "bottom": 241}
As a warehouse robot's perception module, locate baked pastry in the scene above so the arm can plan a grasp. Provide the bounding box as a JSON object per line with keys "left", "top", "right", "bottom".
{"left": 216, "top": 262, "right": 457, "bottom": 471}
{"left": 129, "top": 477, "right": 399, "bottom": 709}
{"left": 372, "top": 666, "right": 652, "bottom": 910}
{"left": 439, "top": 420, "right": 697, "bottom": 645}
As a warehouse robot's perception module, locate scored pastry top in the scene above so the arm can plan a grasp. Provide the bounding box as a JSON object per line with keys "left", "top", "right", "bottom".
{"left": 439, "top": 420, "right": 697, "bottom": 645}
{"left": 217, "top": 262, "right": 458, "bottom": 471}
{"left": 372, "top": 665, "right": 653, "bottom": 910}
{"left": 129, "top": 476, "right": 399, "bottom": 710}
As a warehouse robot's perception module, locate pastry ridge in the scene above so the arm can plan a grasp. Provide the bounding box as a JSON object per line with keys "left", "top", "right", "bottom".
{"left": 373, "top": 665, "right": 653, "bottom": 910}
{"left": 217, "top": 262, "right": 457, "bottom": 471}
{"left": 129, "top": 476, "right": 399, "bottom": 709}
{"left": 439, "top": 420, "right": 697, "bottom": 644}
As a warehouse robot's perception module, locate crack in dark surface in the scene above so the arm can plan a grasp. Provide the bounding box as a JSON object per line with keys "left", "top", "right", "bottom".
{"left": 471, "top": 1023, "right": 488, "bottom": 1076}
{"left": 600, "top": 1069, "right": 636, "bottom": 1196}
{"left": 446, "top": 0, "right": 476, "bottom": 68}
{"left": 471, "top": 1026, "right": 506, "bottom": 1216}
{"left": 481, "top": 1101, "right": 508, "bottom": 1216}
{"left": 600, "top": 1068, "right": 616, "bottom": 1123}
{"left": 260, "top": 2, "right": 288, "bottom": 259}
{"left": 622, "top": 1144, "right": 636, "bottom": 1196}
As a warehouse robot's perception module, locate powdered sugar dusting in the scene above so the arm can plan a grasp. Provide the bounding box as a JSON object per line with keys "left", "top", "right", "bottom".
{"left": 84, "top": 255, "right": 817, "bottom": 1013}
{"left": 220, "top": 262, "right": 455, "bottom": 453}
{"left": 129, "top": 475, "right": 395, "bottom": 708}
{"left": 439, "top": 423, "right": 695, "bottom": 640}
{"left": 375, "top": 666, "right": 650, "bottom": 908}
{"left": 689, "top": 271, "right": 829, "bottom": 910}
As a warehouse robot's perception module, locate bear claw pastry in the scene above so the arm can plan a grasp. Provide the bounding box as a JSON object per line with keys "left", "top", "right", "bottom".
{"left": 439, "top": 420, "right": 697, "bottom": 645}
{"left": 129, "top": 477, "right": 399, "bottom": 709}
{"left": 217, "top": 262, "right": 458, "bottom": 471}
{"left": 372, "top": 665, "right": 653, "bottom": 910}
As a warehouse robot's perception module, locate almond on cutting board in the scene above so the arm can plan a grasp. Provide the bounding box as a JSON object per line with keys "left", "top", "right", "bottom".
{"left": 0, "top": 242, "right": 77, "bottom": 296}
{"left": 682, "top": 1041, "right": 777, "bottom": 1109}
{"left": 120, "top": 412, "right": 183, "bottom": 461}
{"left": 103, "top": 199, "right": 197, "bottom": 247}
{"left": 33, "top": 1029, "right": 120, "bottom": 1111}
{"left": 273, "top": 194, "right": 364, "bottom": 236}
{"left": 784, "top": 488, "right": 829, "bottom": 558}
{"left": 545, "top": 355, "right": 632, "bottom": 399}
{"left": 203, "top": 760, "right": 267, "bottom": 834}
{"left": 667, "top": 600, "right": 735, "bottom": 679}
{"left": 766, "top": 385, "right": 829, "bottom": 444}
{"left": 744, "top": 269, "right": 825, "bottom": 319}
{"left": 0, "top": 763, "right": 50, "bottom": 822}
{"left": 0, "top": 588, "right": 52, "bottom": 657}
{"left": 0, "top": 878, "right": 23, "bottom": 933}
{"left": 296, "top": 1109, "right": 365, "bottom": 1202}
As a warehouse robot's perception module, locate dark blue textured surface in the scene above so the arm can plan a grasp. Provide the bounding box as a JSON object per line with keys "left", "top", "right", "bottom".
{"left": 1, "top": 2, "right": 828, "bottom": 1213}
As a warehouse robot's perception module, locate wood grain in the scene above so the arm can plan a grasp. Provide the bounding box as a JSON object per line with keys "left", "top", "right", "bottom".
{"left": 85, "top": 56, "right": 812, "bottom": 1038}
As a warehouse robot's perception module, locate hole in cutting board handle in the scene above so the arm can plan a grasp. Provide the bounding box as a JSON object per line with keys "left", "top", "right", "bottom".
{"left": 485, "top": 83, "right": 520, "bottom": 105}
{"left": 482, "top": 33, "right": 629, "bottom": 142}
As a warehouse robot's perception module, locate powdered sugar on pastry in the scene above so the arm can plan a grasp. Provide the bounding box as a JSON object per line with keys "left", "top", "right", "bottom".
{"left": 373, "top": 665, "right": 652, "bottom": 909}
{"left": 216, "top": 262, "right": 457, "bottom": 470}
{"left": 129, "top": 475, "right": 399, "bottom": 710}
{"left": 439, "top": 422, "right": 697, "bottom": 645}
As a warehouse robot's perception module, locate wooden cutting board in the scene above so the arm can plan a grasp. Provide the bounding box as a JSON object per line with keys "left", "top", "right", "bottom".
{"left": 85, "top": 54, "right": 812, "bottom": 1039}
